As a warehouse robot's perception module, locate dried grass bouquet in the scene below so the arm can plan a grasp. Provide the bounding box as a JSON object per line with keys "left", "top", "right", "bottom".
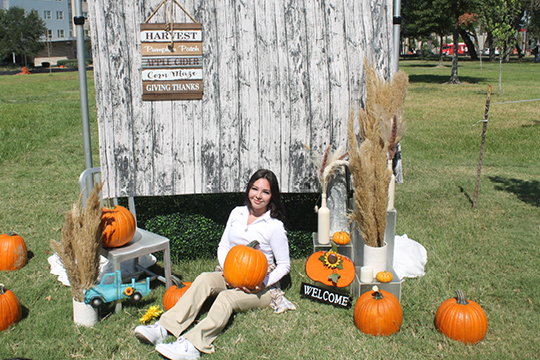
{"left": 50, "top": 183, "right": 103, "bottom": 302}
{"left": 317, "top": 145, "right": 348, "bottom": 197}
{"left": 347, "top": 60, "right": 408, "bottom": 247}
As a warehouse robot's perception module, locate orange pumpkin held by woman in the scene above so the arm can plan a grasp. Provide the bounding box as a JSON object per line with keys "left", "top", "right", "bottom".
{"left": 0, "top": 232, "right": 28, "bottom": 271}
{"left": 100, "top": 203, "right": 136, "bottom": 248}
{"left": 223, "top": 240, "right": 268, "bottom": 290}
{"left": 163, "top": 282, "right": 192, "bottom": 311}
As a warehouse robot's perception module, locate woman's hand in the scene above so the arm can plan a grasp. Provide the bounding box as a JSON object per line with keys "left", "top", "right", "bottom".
{"left": 224, "top": 276, "right": 266, "bottom": 293}
{"left": 240, "top": 282, "right": 266, "bottom": 294}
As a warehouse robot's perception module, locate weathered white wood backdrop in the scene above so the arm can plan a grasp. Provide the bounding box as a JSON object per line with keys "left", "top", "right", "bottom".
{"left": 87, "top": 0, "right": 395, "bottom": 198}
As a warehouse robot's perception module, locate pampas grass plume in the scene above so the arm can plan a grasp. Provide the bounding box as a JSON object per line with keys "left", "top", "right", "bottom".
{"left": 50, "top": 182, "right": 103, "bottom": 302}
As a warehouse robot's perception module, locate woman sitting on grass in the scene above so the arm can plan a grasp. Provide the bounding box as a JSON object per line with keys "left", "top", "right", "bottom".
{"left": 134, "top": 169, "right": 294, "bottom": 360}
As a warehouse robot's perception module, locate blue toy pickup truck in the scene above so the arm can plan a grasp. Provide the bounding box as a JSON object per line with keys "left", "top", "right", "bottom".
{"left": 84, "top": 270, "right": 151, "bottom": 308}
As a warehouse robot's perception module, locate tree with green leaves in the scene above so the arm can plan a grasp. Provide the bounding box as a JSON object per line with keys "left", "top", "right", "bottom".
{"left": 530, "top": 0, "right": 540, "bottom": 37}
{"left": 458, "top": 12, "right": 480, "bottom": 61}
{"left": 446, "top": 0, "right": 475, "bottom": 84}
{"left": 402, "top": 0, "right": 455, "bottom": 66}
{"left": 0, "top": 6, "right": 47, "bottom": 65}
{"left": 476, "top": 0, "right": 521, "bottom": 93}
{"left": 403, "top": 0, "right": 475, "bottom": 83}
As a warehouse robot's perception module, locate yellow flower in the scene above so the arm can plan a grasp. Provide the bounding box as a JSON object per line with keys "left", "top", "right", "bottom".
{"left": 139, "top": 305, "right": 164, "bottom": 324}
{"left": 319, "top": 251, "right": 343, "bottom": 270}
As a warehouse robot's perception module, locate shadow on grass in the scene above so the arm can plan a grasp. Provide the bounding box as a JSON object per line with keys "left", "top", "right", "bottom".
{"left": 488, "top": 176, "right": 540, "bottom": 207}
{"left": 459, "top": 186, "right": 474, "bottom": 207}
{"left": 522, "top": 120, "right": 540, "bottom": 128}
{"left": 408, "top": 74, "right": 488, "bottom": 84}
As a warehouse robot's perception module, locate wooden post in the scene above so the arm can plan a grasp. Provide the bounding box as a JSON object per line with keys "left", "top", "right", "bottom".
{"left": 472, "top": 85, "right": 492, "bottom": 208}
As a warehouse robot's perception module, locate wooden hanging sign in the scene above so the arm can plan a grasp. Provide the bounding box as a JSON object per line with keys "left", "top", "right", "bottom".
{"left": 142, "top": 56, "right": 202, "bottom": 69}
{"left": 142, "top": 68, "right": 202, "bottom": 81}
{"left": 140, "top": 22, "right": 203, "bottom": 101}
{"left": 142, "top": 80, "right": 203, "bottom": 100}
{"left": 141, "top": 23, "right": 202, "bottom": 42}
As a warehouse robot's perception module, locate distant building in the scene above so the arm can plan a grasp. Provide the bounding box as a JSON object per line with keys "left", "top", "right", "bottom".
{"left": 1, "top": 0, "right": 90, "bottom": 66}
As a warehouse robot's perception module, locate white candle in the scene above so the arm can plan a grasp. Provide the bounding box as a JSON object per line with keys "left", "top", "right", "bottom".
{"left": 317, "top": 195, "right": 330, "bottom": 244}
{"left": 360, "top": 266, "right": 373, "bottom": 283}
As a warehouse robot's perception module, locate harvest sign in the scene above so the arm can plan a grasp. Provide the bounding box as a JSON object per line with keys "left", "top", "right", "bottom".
{"left": 140, "top": 23, "right": 203, "bottom": 101}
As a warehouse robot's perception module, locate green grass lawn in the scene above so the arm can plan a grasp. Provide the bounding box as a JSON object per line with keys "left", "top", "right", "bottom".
{"left": 1, "top": 58, "right": 539, "bottom": 359}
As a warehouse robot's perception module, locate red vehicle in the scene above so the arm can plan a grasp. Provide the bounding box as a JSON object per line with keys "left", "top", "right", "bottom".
{"left": 442, "top": 43, "right": 468, "bottom": 55}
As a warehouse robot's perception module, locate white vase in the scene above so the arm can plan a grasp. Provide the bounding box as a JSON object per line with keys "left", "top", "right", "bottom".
{"left": 73, "top": 297, "right": 98, "bottom": 327}
{"left": 363, "top": 242, "right": 388, "bottom": 279}
{"left": 387, "top": 159, "right": 395, "bottom": 211}
{"left": 317, "top": 195, "right": 330, "bottom": 245}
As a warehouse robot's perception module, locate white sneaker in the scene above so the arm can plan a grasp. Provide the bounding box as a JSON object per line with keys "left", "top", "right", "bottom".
{"left": 134, "top": 323, "right": 168, "bottom": 345}
{"left": 155, "top": 337, "right": 200, "bottom": 360}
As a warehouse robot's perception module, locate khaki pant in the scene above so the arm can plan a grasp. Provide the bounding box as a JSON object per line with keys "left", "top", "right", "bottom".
{"left": 158, "top": 271, "right": 272, "bottom": 354}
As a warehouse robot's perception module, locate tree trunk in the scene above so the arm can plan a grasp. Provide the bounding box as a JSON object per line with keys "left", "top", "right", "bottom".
{"left": 448, "top": 26, "right": 460, "bottom": 84}
{"left": 438, "top": 34, "right": 444, "bottom": 67}
{"left": 499, "top": 56, "right": 502, "bottom": 95}
{"left": 516, "top": 43, "right": 523, "bottom": 58}
{"left": 503, "top": 43, "right": 510, "bottom": 63}
{"left": 473, "top": 29, "right": 482, "bottom": 69}
{"left": 459, "top": 29, "right": 478, "bottom": 60}
{"left": 487, "top": 32, "right": 495, "bottom": 62}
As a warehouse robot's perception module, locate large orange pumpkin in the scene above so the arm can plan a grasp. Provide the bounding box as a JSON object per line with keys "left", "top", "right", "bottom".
{"left": 0, "top": 232, "right": 28, "bottom": 271}
{"left": 223, "top": 240, "right": 268, "bottom": 290}
{"left": 354, "top": 286, "right": 403, "bottom": 336}
{"left": 0, "top": 284, "right": 22, "bottom": 331}
{"left": 435, "top": 290, "right": 488, "bottom": 344}
{"left": 100, "top": 204, "right": 136, "bottom": 248}
{"left": 163, "top": 282, "right": 192, "bottom": 311}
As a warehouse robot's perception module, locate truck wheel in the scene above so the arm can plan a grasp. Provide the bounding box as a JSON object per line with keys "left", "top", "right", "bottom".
{"left": 132, "top": 292, "right": 142, "bottom": 303}
{"left": 91, "top": 297, "right": 103, "bottom": 308}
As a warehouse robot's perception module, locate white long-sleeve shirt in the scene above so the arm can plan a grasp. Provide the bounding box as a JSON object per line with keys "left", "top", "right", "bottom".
{"left": 217, "top": 206, "right": 290, "bottom": 287}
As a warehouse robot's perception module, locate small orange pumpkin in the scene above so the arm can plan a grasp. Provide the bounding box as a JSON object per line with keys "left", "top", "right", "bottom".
{"left": 435, "top": 290, "right": 488, "bottom": 344}
{"left": 332, "top": 231, "right": 351, "bottom": 245}
{"left": 376, "top": 270, "right": 393, "bottom": 283}
{"left": 223, "top": 240, "right": 268, "bottom": 290}
{"left": 100, "top": 203, "right": 136, "bottom": 248}
{"left": 0, "top": 284, "right": 22, "bottom": 331}
{"left": 163, "top": 282, "right": 192, "bottom": 311}
{"left": 0, "top": 232, "right": 28, "bottom": 271}
{"left": 354, "top": 285, "right": 403, "bottom": 336}
{"left": 305, "top": 245, "right": 355, "bottom": 288}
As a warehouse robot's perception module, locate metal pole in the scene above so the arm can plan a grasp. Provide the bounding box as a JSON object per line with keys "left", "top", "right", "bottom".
{"left": 393, "top": 0, "right": 402, "bottom": 75}
{"left": 73, "top": 0, "right": 93, "bottom": 172}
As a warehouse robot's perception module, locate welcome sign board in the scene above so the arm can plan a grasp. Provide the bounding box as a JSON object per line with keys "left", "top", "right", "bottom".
{"left": 140, "top": 23, "right": 203, "bottom": 101}
{"left": 300, "top": 282, "right": 352, "bottom": 309}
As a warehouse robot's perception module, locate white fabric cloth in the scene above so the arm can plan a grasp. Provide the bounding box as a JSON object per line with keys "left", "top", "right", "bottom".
{"left": 217, "top": 206, "right": 290, "bottom": 287}
{"left": 48, "top": 253, "right": 157, "bottom": 286}
{"left": 393, "top": 234, "right": 428, "bottom": 280}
